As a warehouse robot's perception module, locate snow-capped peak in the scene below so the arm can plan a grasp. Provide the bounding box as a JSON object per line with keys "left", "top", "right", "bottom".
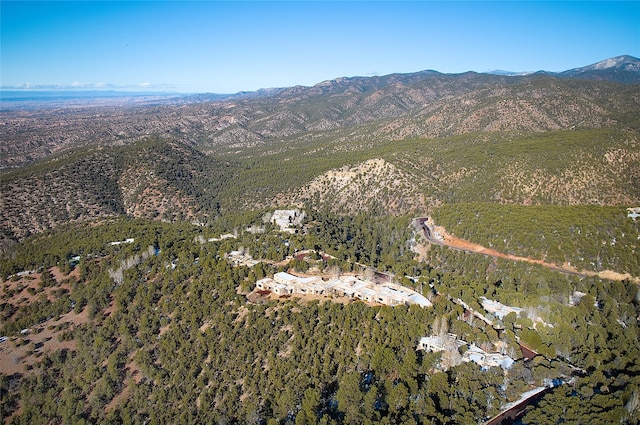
{"left": 580, "top": 55, "right": 640, "bottom": 72}
{"left": 591, "top": 57, "right": 624, "bottom": 70}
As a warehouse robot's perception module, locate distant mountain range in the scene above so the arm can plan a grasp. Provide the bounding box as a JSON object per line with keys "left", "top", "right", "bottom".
{"left": 2, "top": 55, "right": 639, "bottom": 101}
{"left": 2, "top": 55, "right": 638, "bottom": 168}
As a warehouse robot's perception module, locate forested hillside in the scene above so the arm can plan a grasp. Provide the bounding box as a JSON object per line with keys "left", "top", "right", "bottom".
{"left": 1, "top": 217, "right": 638, "bottom": 424}
{"left": 2, "top": 71, "right": 639, "bottom": 170}
{"left": 3, "top": 128, "right": 639, "bottom": 249}
{"left": 432, "top": 204, "right": 640, "bottom": 276}
{"left": 0, "top": 138, "right": 230, "bottom": 248}
{"left": 1, "top": 60, "right": 640, "bottom": 424}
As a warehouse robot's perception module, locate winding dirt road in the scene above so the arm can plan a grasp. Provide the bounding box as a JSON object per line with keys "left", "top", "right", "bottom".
{"left": 414, "top": 217, "right": 639, "bottom": 284}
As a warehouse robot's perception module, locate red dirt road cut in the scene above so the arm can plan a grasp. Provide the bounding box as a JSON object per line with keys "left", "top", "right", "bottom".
{"left": 415, "top": 217, "right": 639, "bottom": 284}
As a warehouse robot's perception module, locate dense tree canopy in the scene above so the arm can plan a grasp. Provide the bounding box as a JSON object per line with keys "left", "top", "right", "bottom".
{"left": 1, "top": 212, "right": 638, "bottom": 424}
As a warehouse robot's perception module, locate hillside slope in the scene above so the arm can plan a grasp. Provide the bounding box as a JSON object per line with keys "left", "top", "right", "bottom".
{"left": 2, "top": 57, "right": 639, "bottom": 244}
{"left": 280, "top": 158, "right": 434, "bottom": 215}
{"left": 0, "top": 138, "right": 229, "bottom": 246}
{"left": 3, "top": 128, "right": 639, "bottom": 247}
{"left": 231, "top": 129, "right": 640, "bottom": 213}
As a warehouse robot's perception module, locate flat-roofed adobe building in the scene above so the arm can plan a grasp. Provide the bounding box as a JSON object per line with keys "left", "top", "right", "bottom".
{"left": 256, "top": 272, "right": 432, "bottom": 307}
{"left": 418, "top": 334, "right": 465, "bottom": 352}
{"left": 418, "top": 335, "right": 515, "bottom": 371}
{"left": 255, "top": 277, "right": 292, "bottom": 295}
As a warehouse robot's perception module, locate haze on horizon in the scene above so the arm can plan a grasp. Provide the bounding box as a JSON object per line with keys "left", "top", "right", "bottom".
{"left": 2, "top": 1, "right": 639, "bottom": 94}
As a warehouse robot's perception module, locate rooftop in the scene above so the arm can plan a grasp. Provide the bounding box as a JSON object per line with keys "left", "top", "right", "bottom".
{"left": 257, "top": 272, "right": 432, "bottom": 307}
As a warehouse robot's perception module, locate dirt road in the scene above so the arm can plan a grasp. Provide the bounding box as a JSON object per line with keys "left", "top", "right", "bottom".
{"left": 415, "top": 217, "right": 639, "bottom": 283}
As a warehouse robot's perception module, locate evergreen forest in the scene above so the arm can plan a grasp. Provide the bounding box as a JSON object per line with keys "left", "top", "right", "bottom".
{"left": 1, "top": 67, "right": 640, "bottom": 424}
{"left": 1, "top": 213, "right": 638, "bottom": 424}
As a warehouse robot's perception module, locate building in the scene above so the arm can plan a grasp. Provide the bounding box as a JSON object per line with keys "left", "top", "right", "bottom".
{"left": 271, "top": 209, "right": 306, "bottom": 233}
{"left": 109, "top": 238, "right": 135, "bottom": 246}
{"left": 480, "top": 297, "right": 523, "bottom": 320}
{"left": 256, "top": 278, "right": 291, "bottom": 295}
{"left": 376, "top": 283, "right": 433, "bottom": 307}
{"left": 208, "top": 233, "right": 236, "bottom": 242}
{"left": 418, "top": 334, "right": 466, "bottom": 352}
{"left": 463, "top": 344, "right": 515, "bottom": 370}
{"left": 627, "top": 207, "right": 640, "bottom": 220}
{"left": 255, "top": 272, "right": 432, "bottom": 307}
{"left": 227, "top": 250, "right": 260, "bottom": 267}
{"left": 417, "top": 335, "right": 515, "bottom": 371}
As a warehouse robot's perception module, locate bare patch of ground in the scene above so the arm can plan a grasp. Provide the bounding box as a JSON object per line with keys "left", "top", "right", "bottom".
{"left": 411, "top": 240, "right": 430, "bottom": 262}
{"left": 104, "top": 358, "right": 143, "bottom": 412}
{"left": 0, "top": 307, "right": 89, "bottom": 376}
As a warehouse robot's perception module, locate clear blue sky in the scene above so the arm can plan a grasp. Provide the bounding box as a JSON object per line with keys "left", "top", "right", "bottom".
{"left": 2, "top": 1, "right": 638, "bottom": 93}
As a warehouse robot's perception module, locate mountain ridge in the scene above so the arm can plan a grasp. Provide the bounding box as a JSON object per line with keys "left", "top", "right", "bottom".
{"left": 2, "top": 55, "right": 638, "bottom": 102}
{"left": 484, "top": 55, "right": 640, "bottom": 80}
{"left": 1, "top": 55, "right": 639, "bottom": 245}
{"left": 4, "top": 57, "right": 638, "bottom": 171}
{"left": 3, "top": 127, "right": 638, "bottom": 248}
{"left": 557, "top": 55, "right": 640, "bottom": 83}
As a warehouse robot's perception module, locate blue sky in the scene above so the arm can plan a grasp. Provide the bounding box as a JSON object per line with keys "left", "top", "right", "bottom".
{"left": 2, "top": 1, "right": 638, "bottom": 93}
